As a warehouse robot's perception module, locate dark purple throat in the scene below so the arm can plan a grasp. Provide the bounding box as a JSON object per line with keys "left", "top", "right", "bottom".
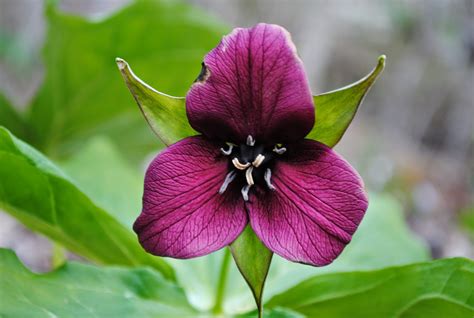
{"left": 218, "top": 135, "right": 286, "bottom": 201}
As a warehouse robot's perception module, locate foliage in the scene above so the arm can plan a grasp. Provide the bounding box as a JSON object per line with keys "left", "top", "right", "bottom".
{"left": 2, "top": 0, "right": 226, "bottom": 162}
{"left": 267, "top": 257, "right": 474, "bottom": 317}
{"left": 0, "top": 249, "right": 194, "bottom": 317}
{"left": 0, "top": 127, "right": 173, "bottom": 280}
{"left": 0, "top": 0, "right": 470, "bottom": 317}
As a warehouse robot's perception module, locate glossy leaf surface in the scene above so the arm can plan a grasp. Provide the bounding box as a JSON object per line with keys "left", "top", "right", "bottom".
{"left": 0, "top": 249, "right": 193, "bottom": 317}
{"left": 267, "top": 257, "right": 474, "bottom": 317}
{"left": 0, "top": 127, "right": 174, "bottom": 279}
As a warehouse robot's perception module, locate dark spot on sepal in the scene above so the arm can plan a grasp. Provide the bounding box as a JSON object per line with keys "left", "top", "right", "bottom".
{"left": 194, "top": 62, "right": 210, "bottom": 83}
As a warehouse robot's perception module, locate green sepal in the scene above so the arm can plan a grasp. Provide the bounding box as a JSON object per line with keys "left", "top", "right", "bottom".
{"left": 230, "top": 226, "right": 273, "bottom": 317}
{"left": 308, "top": 55, "right": 386, "bottom": 147}
{"left": 116, "top": 58, "right": 196, "bottom": 146}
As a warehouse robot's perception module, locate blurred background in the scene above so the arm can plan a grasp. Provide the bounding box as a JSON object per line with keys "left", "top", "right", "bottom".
{"left": 0, "top": 0, "right": 473, "bottom": 274}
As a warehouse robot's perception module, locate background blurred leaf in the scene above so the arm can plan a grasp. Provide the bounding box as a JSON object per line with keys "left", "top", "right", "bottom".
{"left": 0, "top": 94, "right": 25, "bottom": 140}
{"left": 460, "top": 207, "right": 474, "bottom": 241}
{"left": 61, "top": 136, "right": 143, "bottom": 228}
{"left": 266, "top": 257, "right": 474, "bottom": 317}
{"left": 116, "top": 58, "right": 196, "bottom": 146}
{"left": 0, "top": 249, "right": 194, "bottom": 317}
{"left": 307, "top": 55, "right": 386, "bottom": 147}
{"left": 25, "top": 0, "right": 226, "bottom": 162}
{"left": 0, "top": 127, "right": 174, "bottom": 280}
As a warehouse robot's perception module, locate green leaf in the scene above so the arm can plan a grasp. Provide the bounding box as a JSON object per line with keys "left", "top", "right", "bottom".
{"left": 0, "top": 127, "right": 174, "bottom": 280}
{"left": 266, "top": 258, "right": 474, "bottom": 317}
{"left": 307, "top": 55, "right": 386, "bottom": 147}
{"left": 116, "top": 58, "right": 196, "bottom": 146}
{"left": 0, "top": 248, "right": 195, "bottom": 317}
{"left": 230, "top": 226, "right": 273, "bottom": 316}
{"left": 26, "top": 0, "right": 226, "bottom": 160}
{"left": 61, "top": 136, "right": 143, "bottom": 228}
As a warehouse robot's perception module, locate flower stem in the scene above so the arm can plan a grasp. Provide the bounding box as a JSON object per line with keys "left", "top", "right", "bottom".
{"left": 213, "top": 248, "right": 232, "bottom": 314}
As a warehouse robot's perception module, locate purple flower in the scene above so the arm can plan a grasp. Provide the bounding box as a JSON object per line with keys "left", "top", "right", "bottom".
{"left": 133, "top": 23, "right": 368, "bottom": 266}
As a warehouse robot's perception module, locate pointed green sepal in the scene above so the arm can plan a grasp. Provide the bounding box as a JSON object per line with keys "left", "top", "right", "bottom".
{"left": 308, "top": 55, "right": 386, "bottom": 147}
{"left": 116, "top": 58, "right": 196, "bottom": 146}
{"left": 230, "top": 226, "right": 273, "bottom": 317}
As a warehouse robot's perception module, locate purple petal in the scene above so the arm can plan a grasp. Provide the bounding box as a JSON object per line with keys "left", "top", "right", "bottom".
{"left": 133, "top": 136, "right": 247, "bottom": 259}
{"left": 186, "top": 23, "right": 314, "bottom": 144}
{"left": 248, "top": 140, "right": 368, "bottom": 266}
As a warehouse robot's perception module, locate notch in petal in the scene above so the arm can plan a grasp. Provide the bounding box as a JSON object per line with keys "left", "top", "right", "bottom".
{"left": 116, "top": 58, "right": 196, "bottom": 146}
{"left": 134, "top": 136, "right": 248, "bottom": 258}
{"left": 308, "top": 55, "right": 386, "bottom": 148}
{"left": 248, "top": 139, "right": 368, "bottom": 266}
{"left": 186, "top": 24, "right": 315, "bottom": 144}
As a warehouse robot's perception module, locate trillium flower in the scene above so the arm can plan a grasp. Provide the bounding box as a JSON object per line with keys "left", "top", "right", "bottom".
{"left": 133, "top": 23, "right": 368, "bottom": 266}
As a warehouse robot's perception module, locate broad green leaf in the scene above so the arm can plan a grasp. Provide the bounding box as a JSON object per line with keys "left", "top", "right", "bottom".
{"left": 116, "top": 58, "right": 196, "bottom": 146}
{"left": 307, "top": 55, "right": 386, "bottom": 147}
{"left": 61, "top": 136, "right": 143, "bottom": 228}
{"left": 0, "top": 127, "right": 174, "bottom": 280}
{"left": 26, "top": 0, "right": 226, "bottom": 160}
{"left": 0, "top": 94, "right": 25, "bottom": 140}
{"left": 230, "top": 226, "right": 273, "bottom": 316}
{"left": 266, "top": 258, "right": 474, "bottom": 317}
{"left": 0, "top": 249, "right": 195, "bottom": 317}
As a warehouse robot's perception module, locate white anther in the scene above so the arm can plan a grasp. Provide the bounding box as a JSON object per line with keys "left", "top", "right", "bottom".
{"left": 241, "top": 184, "right": 251, "bottom": 201}
{"left": 264, "top": 168, "right": 276, "bottom": 190}
{"left": 245, "top": 166, "right": 254, "bottom": 186}
{"left": 273, "top": 146, "right": 287, "bottom": 155}
{"left": 219, "top": 171, "right": 236, "bottom": 194}
{"left": 232, "top": 158, "right": 251, "bottom": 170}
{"left": 220, "top": 143, "right": 234, "bottom": 156}
{"left": 252, "top": 154, "right": 265, "bottom": 168}
{"left": 246, "top": 135, "right": 255, "bottom": 146}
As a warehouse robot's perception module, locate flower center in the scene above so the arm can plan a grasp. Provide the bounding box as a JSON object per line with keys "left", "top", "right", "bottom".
{"left": 219, "top": 135, "right": 286, "bottom": 201}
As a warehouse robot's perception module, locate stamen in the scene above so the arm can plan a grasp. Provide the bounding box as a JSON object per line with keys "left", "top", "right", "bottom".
{"left": 232, "top": 158, "right": 250, "bottom": 170}
{"left": 273, "top": 145, "right": 287, "bottom": 155}
{"left": 220, "top": 143, "right": 234, "bottom": 156}
{"left": 219, "top": 171, "right": 236, "bottom": 194}
{"left": 246, "top": 135, "right": 255, "bottom": 146}
{"left": 264, "top": 168, "right": 276, "bottom": 190}
{"left": 241, "top": 184, "right": 251, "bottom": 201}
{"left": 245, "top": 166, "right": 254, "bottom": 185}
{"left": 252, "top": 154, "right": 265, "bottom": 167}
